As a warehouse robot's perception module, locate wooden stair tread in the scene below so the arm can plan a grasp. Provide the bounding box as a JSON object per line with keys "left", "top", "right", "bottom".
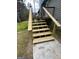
{"left": 32, "top": 22, "right": 46, "bottom": 25}
{"left": 33, "top": 36, "right": 55, "bottom": 44}
{"left": 33, "top": 32, "right": 52, "bottom": 37}
{"left": 32, "top": 19, "right": 55, "bottom": 44}
{"left": 39, "top": 20, "right": 45, "bottom": 21}
{"left": 33, "top": 25, "right": 48, "bottom": 28}
{"left": 33, "top": 20, "right": 45, "bottom": 23}
{"left": 33, "top": 28, "right": 50, "bottom": 32}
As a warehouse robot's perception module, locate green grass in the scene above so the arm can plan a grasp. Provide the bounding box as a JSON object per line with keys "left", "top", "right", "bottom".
{"left": 17, "top": 21, "right": 28, "bottom": 32}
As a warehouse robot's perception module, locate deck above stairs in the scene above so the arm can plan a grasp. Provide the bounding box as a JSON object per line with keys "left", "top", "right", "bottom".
{"left": 32, "top": 19, "right": 55, "bottom": 44}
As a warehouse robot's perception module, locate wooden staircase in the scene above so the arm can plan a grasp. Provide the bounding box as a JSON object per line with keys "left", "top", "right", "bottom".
{"left": 28, "top": 7, "right": 60, "bottom": 44}
{"left": 32, "top": 19, "right": 55, "bottom": 44}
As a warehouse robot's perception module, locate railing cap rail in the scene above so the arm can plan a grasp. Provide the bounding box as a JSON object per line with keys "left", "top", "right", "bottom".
{"left": 28, "top": 8, "right": 32, "bottom": 31}
{"left": 43, "top": 7, "right": 61, "bottom": 27}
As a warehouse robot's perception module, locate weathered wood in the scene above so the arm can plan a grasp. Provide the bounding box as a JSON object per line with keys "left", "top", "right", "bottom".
{"left": 43, "top": 7, "right": 61, "bottom": 27}
{"left": 28, "top": 8, "right": 32, "bottom": 31}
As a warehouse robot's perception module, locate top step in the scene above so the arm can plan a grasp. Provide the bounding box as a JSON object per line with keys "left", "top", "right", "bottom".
{"left": 33, "top": 20, "right": 45, "bottom": 23}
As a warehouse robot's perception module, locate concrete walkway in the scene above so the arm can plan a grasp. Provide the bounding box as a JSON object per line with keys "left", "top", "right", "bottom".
{"left": 33, "top": 39, "right": 61, "bottom": 59}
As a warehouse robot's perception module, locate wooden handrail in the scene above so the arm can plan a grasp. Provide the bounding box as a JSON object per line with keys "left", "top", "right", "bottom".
{"left": 28, "top": 8, "right": 32, "bottom": 31}
{"left": 43, "top": 7, "right": 61, "bottom": 27}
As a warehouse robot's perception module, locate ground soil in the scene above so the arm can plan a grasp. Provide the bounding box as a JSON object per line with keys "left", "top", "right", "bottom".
{"left": 17, "top": 30, "right": 33, "bottom": 59}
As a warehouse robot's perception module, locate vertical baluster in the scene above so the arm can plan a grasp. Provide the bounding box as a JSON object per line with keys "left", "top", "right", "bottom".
{"left": 53, "top": 23, "right": 56, "bottom": 34}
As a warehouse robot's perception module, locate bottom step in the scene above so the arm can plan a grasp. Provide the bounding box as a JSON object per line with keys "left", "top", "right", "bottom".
{"left": 33, "top": 36, "right": 55, "bottom": 44}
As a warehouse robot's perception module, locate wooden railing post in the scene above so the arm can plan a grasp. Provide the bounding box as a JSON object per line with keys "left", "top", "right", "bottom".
{"left": 53, "top": 23, "right": 56, "bottom": 34}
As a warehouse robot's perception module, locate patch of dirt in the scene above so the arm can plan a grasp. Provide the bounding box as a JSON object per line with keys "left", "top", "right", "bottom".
{"left": 17, "top": 30, "right": 33, "bottom": 59}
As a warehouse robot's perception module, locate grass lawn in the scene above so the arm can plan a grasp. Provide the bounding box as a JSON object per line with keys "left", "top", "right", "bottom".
{"left": 17, "top": 21, "right": 28, "bottom": 32}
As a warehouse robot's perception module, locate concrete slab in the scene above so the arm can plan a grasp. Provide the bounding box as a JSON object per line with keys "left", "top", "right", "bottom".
{"left": 33, "top": 39, "right": 61, "bottom": 59}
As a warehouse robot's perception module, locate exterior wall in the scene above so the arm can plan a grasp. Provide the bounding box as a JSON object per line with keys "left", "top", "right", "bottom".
{"left": 46, "top": 0, "right": 61, "bottom": 23}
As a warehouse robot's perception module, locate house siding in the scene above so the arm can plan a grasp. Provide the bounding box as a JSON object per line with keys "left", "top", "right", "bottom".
{"left": 47, "top": 0, "right": 61, "bottom": 23}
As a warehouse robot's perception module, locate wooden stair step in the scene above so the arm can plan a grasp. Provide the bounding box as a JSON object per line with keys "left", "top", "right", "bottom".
{"left": 33, "top": 25, "right": 48, "bottom": 28}
{"left": 39, "top": 19, "right": 45, "bottom": 21}
{"left": 32, "top": 22, "right": 46, "bottom": 25}
{"left": 33, "top": 28, "right": 50, "bottom": 32}
{"left": 33, "top": 32, "right": 52, "bottom": 38}
{"left": 39, "top": 20, "right": 45, "bottom": 22}
{"left": 33, "top": 36, "right": 55, "bottom": 44}
{"left": 33, "top": 20, "right": 45, "bottom": 23}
